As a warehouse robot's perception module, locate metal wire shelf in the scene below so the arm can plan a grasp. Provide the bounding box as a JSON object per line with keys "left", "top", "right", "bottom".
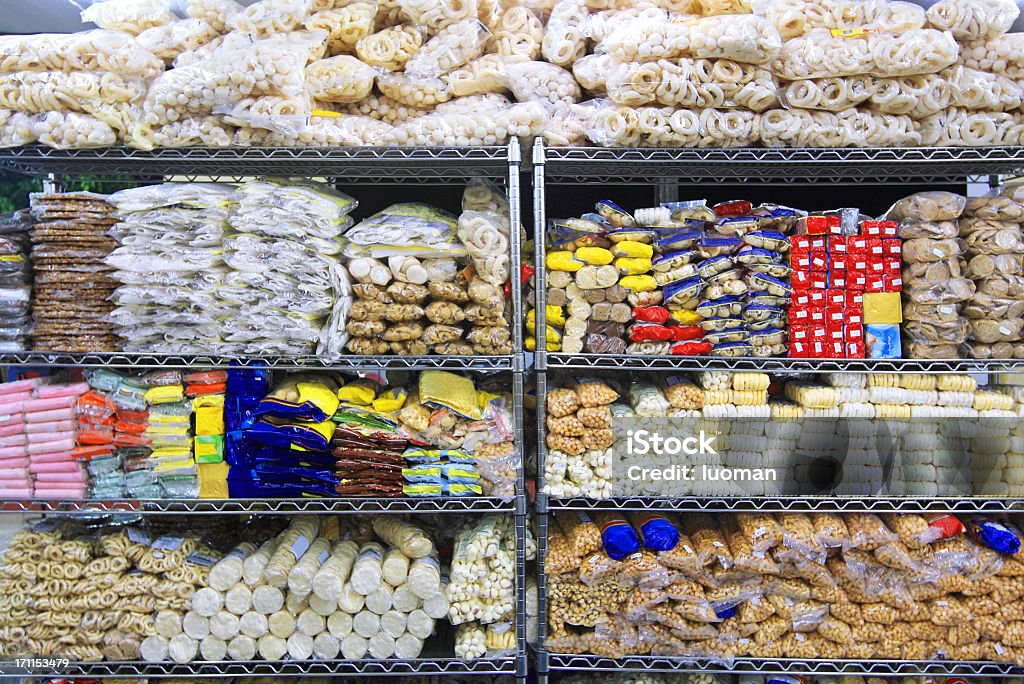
{"left": 543, "top": 353, "right": 1024, "bottom": 373}
{"left": 0, "top": 497, "right": 517, "bottom": 515}
{"left": 545, "top": 655, "right": 1024, "bottom": 676}
{"left": 0, "top": 145, "right": 515, "bottom": 180}
{"left": 0, "top": 657, "right": 517, "bottom": 678}
{"left": 0, "top": 352, "right": 514, "bottom": 371}
{"left": 541, "top": 145, "right": 1024, "bottom": 184}
{"left": 543, "top": 496, "right": 1024, "bottom": 513}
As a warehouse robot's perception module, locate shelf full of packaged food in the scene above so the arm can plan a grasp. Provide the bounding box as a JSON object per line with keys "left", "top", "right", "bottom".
{"left": 0, "top": 144, "right": 518, "bottom": 181}
{"left": 541, "top": 496, "right": 1024, "bottom": 513}
{"left": 544, "top": 655, "right": 1024, "bottom": 676}
{"left": 542, "top": 353, "right": 1024, "bottom": 373}
{"left": 540, "top": 144, "right": 1024, "bottom": 185}
{"left": 0, "top": 657, "right": 518, "bottom": 678}
{"left": 0, "top": 352, "right": 517, "bottom": 371}
{"left": 0, "top": 496, "right": 518, "bottom": 515}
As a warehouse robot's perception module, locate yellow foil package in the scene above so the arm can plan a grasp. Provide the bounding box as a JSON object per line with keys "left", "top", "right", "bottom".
{"left": 611, "top": 241, "right": 654, "bottom": 259}
{"left": 419, "top": 371, "right": 480, "bottom": 420}
{"left": 863, "top": 292, "right": 903, "bottom": 324}
{"left": 194, "top": 435, "right": 224, "bottom": 463}
{"left": 199, "top": 461, "right": 230, "bottom": 498}
{"left": 614, "top": 257, "right": 653, "bottom": 275}
{"left": 525, "top": 336, "right": 562, "bottom": 352}
{"left": 338, "top": 378, "right": 380, "bottom": 406}
{"left": 193, "top": 394, "right": 225, "bottom": 435}
{"left": 546, "top": 251, "right": 583, "bottom": 272}
{"left": 620, "top": 274, "right": 658, "bottom": 292}
{"left": 573, "top": 247, "right": 614, "bottom": 266}
{"left": 526, "top": 306, "right": 565, "bottom": 328}
{"left": 144, "top": 384, "right": 185, "bottom": 405}
{"left": 372, "top": 388, "right": 408, "bottom": 412}
{"left": 672, "top": 309, "right": 703, "bottom": 324}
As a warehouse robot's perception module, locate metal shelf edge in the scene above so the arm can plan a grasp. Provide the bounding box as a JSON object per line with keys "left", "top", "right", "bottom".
{"left": 544, "top": 496, "right": 1024, "bottom": 513}
{"left": 545, "top": 354, "right": 1024, "bottom": 373}
{"left": 0, "top": 497, "right": 518, "bottom": 514}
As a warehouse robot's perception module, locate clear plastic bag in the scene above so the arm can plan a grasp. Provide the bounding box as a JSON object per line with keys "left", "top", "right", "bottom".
{"left": 81, "top": 0, "right": 177, "bottom": 35}
{"left": 920, "top": 107, "right": 1021, "bottom": 147}
{"left": 227, "top": 0, "right": 313, "bottom": 38}
{"left": 887, "top": 191, "right": 967, "bottom": 221}
{"left": 355, "top": 24, "right": 426, "bottom": 72}
{"left": 0, "top": 31, "right": 163, "bottom": 77}
{"left": 185, "top": 0, "right": 244, "bottom": 33}
{"left": 32, "top": 111, "right": 117, "bottom": 149}
{"left": 0, "top": 71, "right": 148, "bottom": 115}
{"left": 542, "top": 0, "right": 589, "bottom": 68}
{"left": 305, "top": 3, "right": 377, "bottom": 55}
{"left": 758, "top": 108, "right": 920, "bottom": 148}
{"left": 771, "top": 28, "right": 958, "bottom": 80}
{"left": 598, "top": 13, "right": 783, "bottom": 65}
{"left": 136, "top": 18, "right": 220, "bottom": 63}
{"left": 753, "top": 0, "right": 926, "bottom": 39}
{"left": 405, "top": 18, "right": 490, "bottom": 79}
{"left": 947, "top": 66, "right": 1023, "bottom": 112}
{"left": 926, "top": 0, "right": 1019, "bottom": 40}
{"left": 306, "top": 57, "right": 377, "bottom": 104}
{"left": 959, "top": 32, "right": 1024, "bottom": 79}
{"left": 869, "top": 73, "right": 951, "bottom": 119}
{"left": 606, "top": 59, "right": 778, "bottom": 111}
{"left": 780, "top": 76, "right": 874, "bottom": 112}
{"left": 502, "top": 60, "right": 582, "bottom": 106}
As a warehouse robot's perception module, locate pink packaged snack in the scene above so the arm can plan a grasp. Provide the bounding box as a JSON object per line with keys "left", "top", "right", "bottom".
{"left": 0, "top": 467, "right": 27, "bottom": 478}
{"left": 0, "top": 445, "right": 27, "bottom": 459}
{"left": 0, "top": 486, "right": 31, "bottom": 497}
{"left": 0, "top": 415, "right": 24, "bottom": 428}
{"left": 0, "top": 424, "right": 25, "bottom": 438}
{"left": 24, "top": 420, "right": 74, "bottom": 434}
{"left": 0, "top": 401, "right": 27, "bottom": 416}
{"left": 33, "top": 486, "right": 86, "bottom": 498}
{"left": 0, "top": 434, "right": 27, "bottom": 447}
{"left": 25, "top": 408, "right": 75, "bottom": 423}
{"left": 32, "top": 464, "right": 86, "bottom": 478}
{"left": 27, "top": 438, "right": 75, "bottom": 455}
{"left": 25, "top": 395, "right": 79, "bottom": 412}
{"left": 0, "top": 456, "right": 29, "bottom": 468}
{"left": 30, "top": 450, "right": 75, "bottom": 464}
{"left": 35, "top": 382, "right": 89, "bottom": 399}
{"left": 0, "top": 378, "right": 44, "bottom": 395}
{"left": 26, "top": 431, "right": 74, "bottom": 444}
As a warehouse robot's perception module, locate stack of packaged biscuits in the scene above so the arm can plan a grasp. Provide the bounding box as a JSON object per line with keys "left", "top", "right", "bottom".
{"left": 0, "top": 210, "right": 33, "bottom": 352}
{"left": 28, "top": 191, "right": 119, "bottom": 352}
{"left": 333, "top": 418, "right": 408, "bottom": 497}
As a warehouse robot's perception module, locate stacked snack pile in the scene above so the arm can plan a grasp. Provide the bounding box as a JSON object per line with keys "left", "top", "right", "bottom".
{"left": 788, "top": 212, "right": 902, "bottom": 359}
{"left": 105, "top": 183, "right": 233, "bottom": 354}
{"left": 545, "top": 510, "right": 1024, "bottom": 662}
{"left": 0, "top": 0, "right": 1020, "bottom": 148}
{"left": 543, "top": 373, "right": 1024, "bottom": 499}
{"left": 0, "top": 211, "right": 33, "bottom": 352}
{"left": 0, "top": 512, "right": 520, "bottom": 663}
{"left": 28, "top": 192, "right": 119, "bottom": 352}
{"left": 538, "top": 199, "right": 795, "bottom": 358}
{"left": 227, "top": 370, "right": 518, "bottom": 500}
{"left": 343, "top": 181, "right": 513, "bottom": 357}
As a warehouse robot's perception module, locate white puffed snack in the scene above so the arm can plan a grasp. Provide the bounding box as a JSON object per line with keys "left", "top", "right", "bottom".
{"left": 342, "top": 633, "right": 369, "bottom": 659}
{"left": 0, "top": 31, "right": 164, "bottom": 78}
{"left": 168, "top": 634, "right": 199, "bottom": 664}
{"left": 140, "top": 635, "right": 169, "bottom": 662}
{"left": 328, "top": 611, "right": 353, "bottom": 637}
{"left": 240, "top": 611, "right": 270, "bottom": 639}
{"left": 227, "top": 634, "right": 257, "bottom": 661}
{"left": 312, "top": 540, "right": 359, "bottom": 603}
{"left": 306, "top": 57, "right": 376, "bottom": 104}
{"left": 225, "top": 583, "right": 253, "bottom": 615}
{"left": 268, "top": 610, "right": 297, "bottom": 639}
{"left": 81, "top": 0, "right": 177, "bottom": 35}
{"left": 32, "top": 112, "right": 117, "bottom": 150}
{"left": 369, "top": 632, "right": 397, "bottom": 658}
{"left": 308, "top": 592, "right": 338, "bottom": 617}
{"left": 251, "top": 585, "right": 284, "bottom": 615}
{"left": 286, "top": 590, "right": 309, "bottom": 616}
{"left": 305, "top": 3, "right": 378, "bottom": 54}
{"left": 395, "top": 633, "right": 424, "bottom": 658}
{"left": 296, "top": 608, "right": 326, "bottom": 636}
{"left": 920, "top": 107, "right": 1020, "bottom": 146}
{"left": 382, "top": 548, "right": 411, "bottom": 586}
{"left": 407, "top": 608, "right": 435, "bottom": 638}
{"left": 339, "top": 582, "right": 367, "bottom": 612}
{"left": 287, "top": 631, "right": 315, "bottom": 659}
{"left": 209, "top": 542, "right": 256, "bottom": 592}
{"left": 210, "top": 611, "right": 240, "bottom": 641}
{"left": 288, "top": 536, "right": 332, "bottom": 598}
{"left": 183, "top": 611, "right": 211, "bottom": 640}
{"left": 356, "top": 24, "right": 425, "bottom": 71}
{"left": 378, "top": 72, "right": 452, "bottom": 107}
{"left": 155, "top": 610, "right": 183, "bottom": 638}
{"left": 191, "top": 587, "right": 224, "bottom": 618}
{"left": 186, "top": 0, "right": 244, "bottom": 33}
{"left": 446, "top": 54, "right": 509, "bottom": 97}
{"left": 372, "top": 518, "right": 435, "bottom": 559}
{"left": 243, "top": 538, "right": 277, "bottom": 587}
{"left": 753, "top": 0, "right": 926, "bottom": 39}
{"left": 314, "top": 632, "right": 341, "bottom": 659}
{"left": 366, "top": 583, "right": 395, "bottom": 615}
{"left": 502, "top": 60, "right": 581, "bottom": 106}
{"left": 136, "top": 18, "right": 220, "bottom": 63}
{"left": 600, "top": 13, "right": 782, "bottom": 65}
{"left": 353, "top": 610, "right": 382, "bottom": 638}
{"left": 405, "top": 18, "right": 490, "bottom": 79}
{"left": 350, "top": 542, "right": 385, "bottom": 595}
{"left": 392, "top": 584, "right": 421, "bottom": 612}
{"left": 398, "top": 0, "right": 477, "bottom": 33}
{"left": 200, "top": 635, "right": 227, "bottom": 661}
{"left": 228, "top": 0, "right": 312, "bottom": 38}
{"left": 543, "top": 0, "right": 589, "bottom": 67}
{"left": 407, "top": 557, "right": 442, "bottom": 599}
{"left": 258, "top": 633, "right": 288, "bottom": 660}
{"left": 959, "top": 33, "right": 1024, "bottom": 79}
{"left": 423, "top": 589, "right": 451, "bottom": 619}
{"left": 926, "top": 0, "right": 1019, "bottom": 40}
{"left": 264, "top": 519, "right": 318, "bottom": 588}
{"left": 380, "top": 609, "right": 408, "bottom": 638}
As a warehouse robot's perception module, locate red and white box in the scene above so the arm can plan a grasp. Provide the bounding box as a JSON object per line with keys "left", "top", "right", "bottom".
{"left": 847, "top": 302, "right": 864, "bottom": 326}
{"left": 793, "top": 290, "right": 826, "bottom": 307}
{"left": 825, "top": 305, "right": 846, "bottom": 325}
{"left": 861, "top": 220, "right": 899, "bottom": 238}
{"left": 825, "top": 289, "right": 846, "bottom": 307}
{"left": 867, "top": 255, "right": 886, "bottom": 275}
{"left": 848, "top": 236, "right": 869, "bottom": 256}
{"left": 883, "top": 239, "right": 902, "bottom": 257}
{"left": 847, "top": 341, "right": 865, "bottom": 358}
{"left": 884, "top": 274, "right": 903, "bottom": 292}
{"left": 826, "top": 322, "right": 845, "bottom": 342}
{"left": 847, "top": 271, "right": 867, "bottom": 291}
{"left": 825, "top": 340, "right": 845, "bottom": 358}
{"left": 846, "top": 324, "right": 864, "bottom": 344}
{"left": 866, "top": 274, "right": 886, "bottom": 292}
{"left": 884, "top": 257, "right": 901, "bottom": 277}
{"left": 788, "top": 306, "right": 812, "bottom": 325}
{"left": 793, "top": 270, "right": 828, "bottom": 289}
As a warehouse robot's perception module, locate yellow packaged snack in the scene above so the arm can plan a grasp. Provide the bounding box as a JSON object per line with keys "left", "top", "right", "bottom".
{"left": 477, "top": 390, "right": 501, "bottom": 409}
{"left": 611, "top": 241, "right": 654, "bottom": 259}
{"left": 525, "top": 336, "right": 562, "bottom": 352}
{"left": 419, "top": 371, "right": 481, "bottom": 419}
{"left": 194, "top": 435, "right": 224, "bottom": 463}
{"left": 144, "top": 384, "right": 185, "bottom": 405}
{"left": 547, "top": 251, "right": 583, "bottom": 272}
{"left": 199, "top": 461, "right": 230, "bottom": 498}
{"left": 372, "top": 387, "right": 408, "bottom": 412}
{"left": 338, "top": 378, "right": 380, "bottom": 406}
{"left": 526, "top": 306, "right": 566, "bottom": 328}
{"left": 672, "top": 309, "right": 703, "bottom": 324}
{"left": 614, "top": 257, "right": 653, "bottom": 275}
{"left": 620, "top": 274, "right": 658, "bottom": 292}
{"left": 574, "top": 247, "right": 614, "bottom": 266}
{"left": 193, "top": 394, "right": 225, "bottom": 435}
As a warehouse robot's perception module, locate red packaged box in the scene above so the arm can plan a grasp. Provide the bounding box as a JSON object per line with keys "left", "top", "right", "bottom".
{"left": 788, "top": 306, "right": 811, "bottom": 325}
{"left": 830, "top": 272, "right": 848, "bottom": 289}
{"left": 847, "top": 291, "right": 864, "bottom": 307}
{"left": 867, "top": 255, "right": 885, "bottom": 274}
{"left": 884, "top": 256, "right": 901, "bottom": 277}
{"left": 825, "top": 305, "right": 846, "bottom": 325}
{"left": 790, "top": 325, "right": 810, "bottom": 344}
{"left": 866, "top": 274, "right": 886, "bottom": 292}
{"left": 828, "top": 236, "right": 847, "bottom": 254}
{"left": 810, "top": 251, "right": 829, "bottom": 271}
{"left": 798, "top": 215, "right": 832, "bottom": 235}
{"left": 793, "top": 253, "right": 811, "bottom": 270}
{"left": 826, "top": 322, "right": 845, "bottom": 342}
{"left": 847, "top": 271, "right": 867, "bottom": 291}
{"left": 808, "top": 307, "right": 826, "bottom": 323}
{"left": 847, "top": 341, "right": 865, "bottom": 358}
{"left": 861, "top": 220, "right": 899, "bottom": 238}
{"left": 850, "top": 255, "right": 869, "bottom": 272}
{"left": 847, "top": 302, "right": 864, "bottom": 326}
{"left": 825, "top": 289, "right": 846, "bottom": 307}
{"left": 789, "top": 341, "right": 808, "bottom": 358}
{"left": 825, "top": 340, "right": 845, "bottom": 358}
{"left": 810, "top": 340, "right": 827, "bottom": 358}
{"left": 791, "top": 235, "right": 811, "bottom": 253}
{"left": 810, "top": 323, "right": 827, "bottom": 343}
{"left": 884, "top": 274, "right": 903, "bottom": 292}
{"left": 846, "top": 324, "right": 864, "bottom": 343}
{"left": 793, "top": 270, "right": 828, "bottom": 289}
{"left": 866, "top": 238, "right": 884, "bottom": 257}
{"left": 883, "top": 238, "right": 902, "bottom": 257}
{"left": 793, "top": 290, "right": 825, "bottom": 307}
{"left": 848, "top": 236, "right": 869, "bottom": 255}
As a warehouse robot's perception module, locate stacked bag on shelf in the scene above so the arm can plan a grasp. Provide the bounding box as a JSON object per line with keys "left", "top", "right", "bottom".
{"left": 343, "top": 181, "right": 513, "bottom": 357}
{"left": 0, "top": 211, "right": 32, "bottom": 352}
{"left": 105, "top": 183, "right": 233, "bottom": 354}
